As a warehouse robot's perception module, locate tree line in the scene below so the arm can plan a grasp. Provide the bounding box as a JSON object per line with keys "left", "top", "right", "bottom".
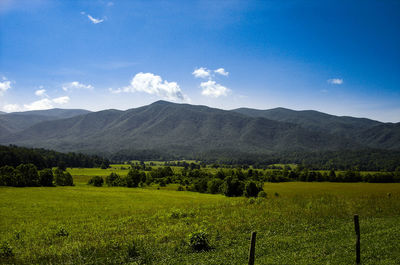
{"left": 0, "top": 145, "right": 110, "bottom": 169}
{"left": 0, "top": 164, "right": 73, "bottom": 187}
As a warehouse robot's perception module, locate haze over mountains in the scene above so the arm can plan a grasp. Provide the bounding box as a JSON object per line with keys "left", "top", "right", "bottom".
{"left": 0, "top": 101, "right": 399, "bottom": 159}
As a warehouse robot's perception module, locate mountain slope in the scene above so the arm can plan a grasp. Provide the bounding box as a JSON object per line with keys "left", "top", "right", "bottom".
{"left": 0, "top": 108, "right": 91, "bottom": 133}
{"left": 0, "top": 101, "right": 356, "bottom": 156}
{"left": 233, "top": 107, "right": 381, "bottom": 136}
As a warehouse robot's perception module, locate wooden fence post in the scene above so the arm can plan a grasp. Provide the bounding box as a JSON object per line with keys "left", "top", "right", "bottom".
{"left": 248, "top": 231, "right": 257, "bottom": 265}
{"left": 354, "top": 214, "right": 360, "bottom": 264}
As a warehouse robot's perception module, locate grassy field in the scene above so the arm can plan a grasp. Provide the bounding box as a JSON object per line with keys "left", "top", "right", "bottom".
{"left": 1, "top": 175, "right": 400, "bottom": 264}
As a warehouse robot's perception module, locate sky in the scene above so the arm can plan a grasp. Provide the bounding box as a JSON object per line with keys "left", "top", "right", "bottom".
{"left": 0, "top": 0, "right": 399, "bottom": 122}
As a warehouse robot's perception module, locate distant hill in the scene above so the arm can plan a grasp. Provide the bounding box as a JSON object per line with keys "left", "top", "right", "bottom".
{"left": 233, "top": 107, "right": 381, "bottom": 136}
{"left": 0, "top": 108, "right": 91, "bottom": 133}
{"left": 0, "top": 101, "right": 399, "bottom": 159}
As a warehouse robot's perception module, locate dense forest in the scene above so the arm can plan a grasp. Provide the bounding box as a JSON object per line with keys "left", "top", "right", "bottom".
{"left": 0, "top": 145, "right": 110, "bottom": 169}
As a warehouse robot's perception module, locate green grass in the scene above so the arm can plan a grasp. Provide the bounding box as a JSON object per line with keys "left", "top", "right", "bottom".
{"left": 1, "top": 179, "right": 399, "bottom": 264}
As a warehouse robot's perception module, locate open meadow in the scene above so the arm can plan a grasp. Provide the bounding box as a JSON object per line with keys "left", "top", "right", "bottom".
{"left": 1, "top": 170, "right": 400, "bottom": 264}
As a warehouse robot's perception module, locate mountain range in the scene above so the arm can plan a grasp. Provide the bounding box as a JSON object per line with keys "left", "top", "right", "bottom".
{"left": 0, "top": 101, "right": 399, "bottom": 159}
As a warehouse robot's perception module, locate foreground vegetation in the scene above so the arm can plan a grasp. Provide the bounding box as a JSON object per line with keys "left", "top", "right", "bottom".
{"left": 1, "top": 179, "right": 399, "bottom": 264}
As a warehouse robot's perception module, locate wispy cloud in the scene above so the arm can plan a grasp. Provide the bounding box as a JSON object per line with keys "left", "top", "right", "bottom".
{"left": 34, "top": 88, "right": 47, "bottom": 97}
{"left": 3, "top": 104, "right": 21, "bottom": 112}
{"left": 327, "top": 78, "right": 343, "bottom": 85}
{"left": 111, "top": 72, "right": 188, "bottom": 101}
{"left": 62, "top": 81, "right": 94, "bottom": 91}
{"left": 87, "top": 14, "right": 104, "bottom": 24}
{"left": 192, "top": 67, "right": 211, "bottom": 79}
{"left": 52, "top": 96, "right": 70, "bottom": 104}
{"left": 0, "top": 77, "right": 11, "bottom": 96}
{"left": 200, "top": 80, "right": 229, "bottom": 98}
{"left": 81, "top": 11, "right": 105, "bottom": 24}
{"left": 214, "top": 68, "right": 229, "bottom": 76}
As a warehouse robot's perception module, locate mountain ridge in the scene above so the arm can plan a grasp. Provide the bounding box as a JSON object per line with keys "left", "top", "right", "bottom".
{"left": 0, "top": 101, "right": 398, "bottom": 158}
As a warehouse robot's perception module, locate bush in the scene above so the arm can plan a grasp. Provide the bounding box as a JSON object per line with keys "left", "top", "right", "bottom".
{"left": 258, "top": 190, "right": 267, "bottom": 198}
{"left": 105, "top": 172, "right": 125, "bottom": 186}
{"left": 88, "top": 176, "right": 104, "bottom": 187}
{"left": 39, "top": 168, "right": 54, "bottom": 186}
{"left": 0, "top": 241, "right": 13, "bottom": 257}
{"left": 188, "top": 230, "right": 211, "bottom": 252}
{"left": 55, "top": 227, "right": 69, "bottom": 237}
{"left": 177, "top": 185, "right": 184, "bottom": 191}
{"left": 207, "top": 178, "right": 223, "bottom": 194}
{"left": 16, "top": 163, "right": 40, "bottom": 187}
{"left": 221, "top": 176, "right": 244, "bottom": 197}
{"left": 54, "top": 168, "right": 74, "bottom": 186}
{"left": 126, "top": 169, "right": 142, "bottom": 187}
{"left": 244, "top": 181, "right": 263, "bottom": 197}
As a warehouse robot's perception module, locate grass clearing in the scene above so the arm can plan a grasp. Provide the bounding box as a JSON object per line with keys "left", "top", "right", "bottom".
{"left": 1, "top": 177, "right": 399, "bottom": 264}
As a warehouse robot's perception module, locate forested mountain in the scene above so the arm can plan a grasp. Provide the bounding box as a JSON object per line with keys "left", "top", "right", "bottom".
{"left": 0, "top": 108, "right": 91, "bottom": 134}
{"left": 0, "top": 101, "right": 399, "bottom": 160}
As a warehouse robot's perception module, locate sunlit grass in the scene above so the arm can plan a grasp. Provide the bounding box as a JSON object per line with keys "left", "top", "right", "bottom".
{"left": 1, "top": 179, "right": 399, "bottom": 264}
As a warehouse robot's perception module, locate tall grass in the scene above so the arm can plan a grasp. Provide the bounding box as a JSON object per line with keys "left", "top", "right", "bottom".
{"left": 1, "top": 182, "right": 399, "bottom": 264}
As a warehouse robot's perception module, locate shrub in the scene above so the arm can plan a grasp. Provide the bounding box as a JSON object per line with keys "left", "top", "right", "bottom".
{"left": 126, "top": 169, "right": 142, "bottom": 187}
{"left": 105, "top": 172, "right": 125, "bottom": 186}
{"left": 0, "top": 241, "right": 13, "bottom": 258}
{"left": 39, "top": 168, "right": 54, "bottom": 187}
{"left": 88, "top": 176, "right": 104, "bottom": 187}
{"left": 56, "top": 227, "right": 69, "bottom": 237}
{"left": 188, "top": 230, "right": 211, "bottom": 252}
{"left": 16, "top": 163, "right": 40, "bottom": 187}
{"left": 221, "top": 176, "right": 244, "bottom": 197}
{"left": 177, "top": 185, "right": 184, "bottom": 191}
{"left": 244, "top": 181, "right": 263, "bottom": 197}
{"left": 54, "top": 168, "right": 74, "bottom": 186}
{"left": 258, "top": 190, "right": 267, "bottom": 198}
{"left": 207, "top": 178, "right": 223, "bottom": 194}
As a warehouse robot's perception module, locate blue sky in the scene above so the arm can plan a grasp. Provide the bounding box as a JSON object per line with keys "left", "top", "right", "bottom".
{"left": 0, "top": 0, "right": 399, "bottom": 122}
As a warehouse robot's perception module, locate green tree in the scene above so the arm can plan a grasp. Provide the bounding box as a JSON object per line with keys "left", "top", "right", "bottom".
{"left": 126, "top": 169, "right": 142, "bottom": 187}
{"left": 39, "top": 168, "right": 54, "bottom": 186}
{"left": 16, "top": 164, "right": 39, "bottom": 187}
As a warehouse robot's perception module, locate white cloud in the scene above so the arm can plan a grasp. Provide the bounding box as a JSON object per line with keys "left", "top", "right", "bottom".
{"left": 214, "top": 68, "right": 229, "bottom": 76}
{"left": 0, "top": 78, "right": 11, "bottom": 96}
{"left": 23, "top": 98, "right": 54, "bottom": 111}
{"left": 35, "top": 89, "right": 47, "bottom": 97}
{"left": 200, "top": 80, "right": 229, "bottom": 98}
{"left": 3, "top": 104, "right": 22, "bottom": 112}
{"left": 192, "top": 67, "right": 211, "bottom": 79}
{"left": 63, "top": 81, "right": 94, "bottom": 91}
{"left": 52, "top": 96, "right": 70, "bottom": 104}
{"left": 87, "top": 14, "right": 104, "bottom": 24}
{"left": 115, "top": 72, "right": 187, "bottom": 101}
{"left": 327, "top": 78, "right": 343, "bottom": 85}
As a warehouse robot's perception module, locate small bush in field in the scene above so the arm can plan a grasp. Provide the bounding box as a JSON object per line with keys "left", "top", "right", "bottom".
{"left": 188, "top": 230, "right": 211, "bottom": 252}
{"left": 88, "top": 176, "right": 104, "bottom": 187}
{"left": 0, "top": 241, "right": 13, "bottom": 257}
{"left": 55, "top": 227, "right": 69, "bottom": 237}
{"left": 258, "top": 191, "right": 267, "bottom": 198}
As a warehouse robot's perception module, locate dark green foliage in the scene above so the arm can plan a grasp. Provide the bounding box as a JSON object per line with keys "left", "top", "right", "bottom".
{"left": 221, "top": 176, "right": 244, "bottom": 197}
{"left": 55, "top": 227, "right": 69, "bottom": 237}
{"left": 39, "top": 168, "right": 54, "bottom": 186}
{"left": 0, "top": 241, "right": 14, "bottom": 257}
{"left": 207, "top": 178, "right": 223, "bottom": 194}
{"left": 188, "top": 230, "right": 211, "bottom": 252}
{"left": 0, "top": 145, "right": 110, "bottom": 169}
{"left": 258, "top": 190, "right": 267, "bottom": 198}
{"left": 16, "top": 163, "right": 39, "bottom": 187}
{"left": 244, "top": 181, "right": 263, "bottom": 198}
{"left": 105, "top": 172, "right": 125, "bottom": 187}
{"left": 88, "top": 176, "right": 104, "bottom": 187}
{"left": 54, "top": 168, "right": 73, "bottom": 186}
{"left": 126, "top": 169, "right": 144, "bottom": 187}
{"left": 0, "top": 166, "right": 16, "bottom": 186}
